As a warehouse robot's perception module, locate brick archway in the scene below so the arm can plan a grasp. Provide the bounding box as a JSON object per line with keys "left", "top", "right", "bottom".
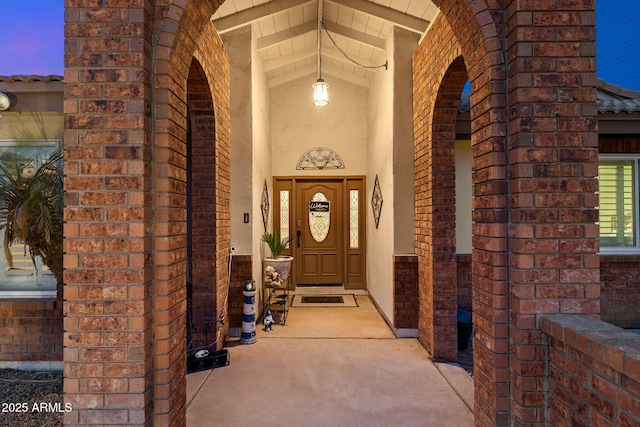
{"left": 185, "top": 58, "right": 219, "bottom": 358}
{"left": 63, "top": 0, "right": 598, "bottom": 425}
{"left": 415, "top": 1, "right": 599, "bottom": 425}
{"left": 63, "top": 0, "right": 229, "bottom": 425}
{"left": 414, "top": 2, "right": 509, "bottom": 423}
{"left": 415, "top": 54, "right": 469, "bottom": 363}
{"left": 151, "top": 2, "right": 230, "bottom": 425}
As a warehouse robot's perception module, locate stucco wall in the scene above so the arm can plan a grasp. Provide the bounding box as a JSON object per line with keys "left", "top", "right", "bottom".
{"left": 252, "top": 27, "right": 272, "bottom": 286}
{"left": 367, "top": 28, "right": 395, "bottom": 321}
{"left": 270, "top": 73, "right": 368, "bottom": 177}
{"left": 226, "top": 28, "right": 254, "bottom": 254}
{"left": 455, "top": 139, "right": 472, "bottom": 254}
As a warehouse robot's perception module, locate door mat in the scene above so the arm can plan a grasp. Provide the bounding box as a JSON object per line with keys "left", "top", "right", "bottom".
{"left": 291, "top": 294, "right": 358, "bottom": 307}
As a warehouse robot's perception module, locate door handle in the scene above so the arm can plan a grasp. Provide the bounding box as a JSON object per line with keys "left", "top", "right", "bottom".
{"left": 297, "top": 230, "right": 301, "bottom": 247}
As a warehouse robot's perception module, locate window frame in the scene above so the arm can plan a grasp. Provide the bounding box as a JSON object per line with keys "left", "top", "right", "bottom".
{"left": 597, "top": 154, "right": 640, "bottom": 255}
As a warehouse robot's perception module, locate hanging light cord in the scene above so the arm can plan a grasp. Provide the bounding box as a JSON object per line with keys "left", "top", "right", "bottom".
{"left": 320, "top": 21, "right": 388, "bottom": 70}
{"left": 318, "top": 16, "right": 323, "bottom": 79}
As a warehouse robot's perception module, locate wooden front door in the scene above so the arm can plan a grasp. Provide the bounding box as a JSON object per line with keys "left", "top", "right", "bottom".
{"left": 273, "top": 176, "right": 366, "bottom": 289}
{"left": 295, "top": 180, "right": 344, "bottom": 285}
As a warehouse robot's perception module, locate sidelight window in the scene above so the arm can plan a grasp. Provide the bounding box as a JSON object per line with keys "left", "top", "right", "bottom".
{"left": 280, "top": 190, "right": 290, "bottom": 247}
{"left": 350, "top": 189, "right": 359, "bottom": 248}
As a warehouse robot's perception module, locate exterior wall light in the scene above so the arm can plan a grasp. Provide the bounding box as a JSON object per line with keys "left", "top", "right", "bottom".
{"left": 0, "top": 92, "right": 10, "bottom": 111}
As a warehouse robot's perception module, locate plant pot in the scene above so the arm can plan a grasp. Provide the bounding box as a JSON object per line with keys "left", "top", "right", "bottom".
{"left": 263, "top": 256, "right": 293, "bottom": 284}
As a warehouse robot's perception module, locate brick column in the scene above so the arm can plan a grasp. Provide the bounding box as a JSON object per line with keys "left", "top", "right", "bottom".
{"left": 64, "top": 2, "right": 154, "bottom": 425}
{"left": 505, "top": 1, "right": 599, "bottom": 424}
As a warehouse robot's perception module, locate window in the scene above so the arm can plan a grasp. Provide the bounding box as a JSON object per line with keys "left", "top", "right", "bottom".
{"left": 349, "top": 189, "right": 359, "bottom": 248}
{"left": 597, "top": 156, "right": 640, "bottom": 253}
{"left": 0, "top": 140, "right": 60, "bottom": 298}
{"left": 280, "top": 190, "right": 290, "bottom": 247}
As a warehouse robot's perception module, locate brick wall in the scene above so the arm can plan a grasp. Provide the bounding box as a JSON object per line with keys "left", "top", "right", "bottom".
{"left": 456, "top": 254, "right": 472, "bottom": 312}
{"left": 502, "top": 1, "right": 600, "bottom": 424}
{"left": 0, "top": 300, "right": 62, "bottom": 362}
{"left": 393, "top": 252, "right": 472, "bottom": 333}
{"left": 63, "top": 0, "right": 156, "bottom": 423}
{"left": 228, "top": 254, "right": 252, "bottom": 329}
{"left": 541, "top": 315, "right": 640, "bottom": 426}
{"left": 601, "top": 255, "right": 640, "bottom": 328}
{"left": 187, "top": 60, "right": 220, "bottom": 353}
{"left": 393, "top": 255, "right": 418, "bottom": 329}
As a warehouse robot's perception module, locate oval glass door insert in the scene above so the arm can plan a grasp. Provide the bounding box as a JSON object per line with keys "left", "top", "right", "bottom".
{"left": 309, "top": 192, "right": 330, "bottom": 243}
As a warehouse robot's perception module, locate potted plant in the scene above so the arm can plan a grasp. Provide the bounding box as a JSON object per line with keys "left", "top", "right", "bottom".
{"left": 262, "top": 230, "right": 294, "bottom": 286}
{"left": 262, "top": 230, "right": 294, "bottom": 258}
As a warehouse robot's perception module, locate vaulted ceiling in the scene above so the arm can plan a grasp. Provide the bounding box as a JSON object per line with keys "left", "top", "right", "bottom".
{"left": 212, "top": 0, "right": 439, "bottom": 88}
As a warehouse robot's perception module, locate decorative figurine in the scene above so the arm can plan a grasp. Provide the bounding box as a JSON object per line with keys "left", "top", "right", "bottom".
{"left": 240, "top": 282, "right": 257, "bottom": 344}
{"left": 264, "top": 265, "right": 283, "bottom": 287}
{"left": 263, "top": 308, "right": 274, "bottom": 331}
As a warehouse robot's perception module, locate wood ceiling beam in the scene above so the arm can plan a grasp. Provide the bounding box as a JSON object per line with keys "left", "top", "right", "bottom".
{"left": 268, "top": 64, "right": 317, "bottom": 88}
{"left": 323, "top": 46, "right": 383, "bottom": 69}
{"left": 212, "top": 0, "right": 315, "bottom": 34}
{"left": 267, "top": 63, "right": 371, "bottom": 88}
{"left": 263, "top": 45, "right": 381, "bottom": 73}
{"left": 256, "top": 19, "right": 386, "bottom": 53}
{"left": 327, "top": 0, "right": 429, "bottom": 34}
{"left": 323, "top": 21, "right": 385, "bottom": 51}
{"left": 263, "top": 46, "right": 317, "bottom": 71}
{"left": 257, "top": 21, "right": 316, "bottom": 50}
{"left": 322, "top": 64, "right": 370, "bottom": 87}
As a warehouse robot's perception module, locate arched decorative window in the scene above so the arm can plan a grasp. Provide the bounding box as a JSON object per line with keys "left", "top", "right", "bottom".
{"left": 309, "top": 192, "right": 331, "bottom": 242}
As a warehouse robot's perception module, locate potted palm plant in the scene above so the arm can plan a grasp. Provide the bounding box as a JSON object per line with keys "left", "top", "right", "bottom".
{"left": 0, "top": 147, "right": 63, "bottom": 296}
{"left": 262, "top": 230, "right": 294, "bottom": 286}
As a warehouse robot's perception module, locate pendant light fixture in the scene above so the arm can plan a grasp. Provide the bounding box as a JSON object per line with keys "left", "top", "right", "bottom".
{"left": 313, "top": 0, "right": 329, "bottom": 106}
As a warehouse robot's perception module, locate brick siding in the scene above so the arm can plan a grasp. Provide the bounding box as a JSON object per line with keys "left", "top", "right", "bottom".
{"left": 0, "top": 300, "right": 62, "bottom": 361}
{"left": 228, "top": 254, "right": 253, "bottom": 328}
{"left": 600, "top": 255, "right": 640, "bottom": 328}
{"left": 541, "top": 315, "right": 640, "bottom": 427}
{"left": 393, "top": 255, "right": 418, "bottom": 329}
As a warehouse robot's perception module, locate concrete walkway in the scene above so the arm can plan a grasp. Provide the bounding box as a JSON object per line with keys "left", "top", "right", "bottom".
{"left": 186, "top": 294, "right": 473, "bottom": 426}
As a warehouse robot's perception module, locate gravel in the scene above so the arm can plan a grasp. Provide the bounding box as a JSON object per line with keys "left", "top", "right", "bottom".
{"left": 0, "top": 369, "right": 63, "bottom": 427}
